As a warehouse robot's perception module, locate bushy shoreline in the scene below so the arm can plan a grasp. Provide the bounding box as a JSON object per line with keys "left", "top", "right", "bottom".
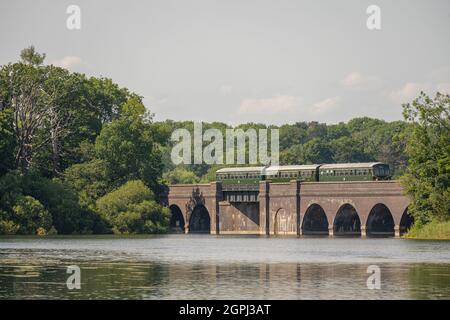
{"left": 405, "top": 221, "right": 450, "bottom": 240}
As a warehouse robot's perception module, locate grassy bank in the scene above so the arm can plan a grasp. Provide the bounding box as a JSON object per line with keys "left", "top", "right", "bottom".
{"left": 405, "top": 220, "right": 450, "bottom": 240}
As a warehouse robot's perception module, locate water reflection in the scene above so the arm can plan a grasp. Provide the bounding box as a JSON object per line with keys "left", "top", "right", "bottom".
{"left": 1, "top": 260, "right": 449, "bottom": 299}
{"left": 0, "top": 235, "right": 449, "bottom": 299}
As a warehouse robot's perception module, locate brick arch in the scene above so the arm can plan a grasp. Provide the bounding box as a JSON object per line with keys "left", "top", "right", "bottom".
{"left": 166, "top": 183, "right": 221, "bottom": 235}
{"left": 169, "top": 204, "right": 185, "bottom": 233}
{"left": 366, "top": 203, "right": 395, "bottom": 236}
{"left": 188, "top": 204, "right": 211, "bottom": 233}
{"left": 400, "top": 207, "right": 414, "bottom": 235}
{"left": 302, "top": 204, "right": 329, "bottom": 235}
{"left": 333, "top": 203, "right": 362, "bottom": 235}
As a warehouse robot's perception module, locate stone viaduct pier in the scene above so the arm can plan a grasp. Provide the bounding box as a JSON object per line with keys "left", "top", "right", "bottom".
{"left": 162, "top": 180, "right": 412, "bottom": 238}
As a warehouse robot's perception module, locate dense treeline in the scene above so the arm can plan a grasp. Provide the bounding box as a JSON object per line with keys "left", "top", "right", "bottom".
{"left": 0, "top": 47, "right": 448, "bottom": 235}
{"left": 401, "top": 93, "right": 449, "bottom": 227}
{"left": 157, "top": 118, "right": 409, "bottom": 184}
{"left": 0, "top": 47, "right": 169, "bottom": 235}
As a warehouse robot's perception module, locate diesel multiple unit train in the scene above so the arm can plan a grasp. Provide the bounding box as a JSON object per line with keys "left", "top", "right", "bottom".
{"left": 216, "top": 162, "right": 391, "bottom": 201}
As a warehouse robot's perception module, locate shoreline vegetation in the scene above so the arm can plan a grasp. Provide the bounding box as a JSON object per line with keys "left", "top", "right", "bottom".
{"left": 405, "top": 221, "right": 450, "bottom": 240}
{"left": 0, "top": 46, "right": 449, "bottom": 239}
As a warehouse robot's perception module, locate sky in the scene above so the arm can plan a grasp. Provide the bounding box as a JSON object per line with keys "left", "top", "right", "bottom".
{"left": 0, "top": 0, "right": 449, "bottom": 125}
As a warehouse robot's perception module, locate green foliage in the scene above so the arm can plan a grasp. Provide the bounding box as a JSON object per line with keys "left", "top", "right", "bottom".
{"left": 0, "top": 46, "right": 167, "bottom": 235}
{"left": 330, "top": 136, "right": 371, "bottom": 163}
{"left": 20, "top": 45, "right": 46, "bottom": 65}
{"left": 95, "top": 180, "right": 169, "bottom": 234}
{"left": 95, "top": 104, "right": 163, "bottom": 192}
{"left": 163, "top": 167, "right": 200, "bottom": 185}
{"left": 12, "top": 196, "right": 52, "bottom": 234}
{"left": 0, "top": 171, "right": 23, "bottom": 213}
{"left": 0, "top": 108, "right": 16, "bottom": 175}
{"left": 405, "top": 220, "right": 450, "bottom": 240}
{"left": 281, "top": 138, "right": 333, "bottom": 164}
{"left": 62, "top": 159, "right": 110, "bottom": 209}
{"left": 401, "top": 92, "right": 450, "bottom": 224}
{"left": 0, "top": 217, "right": 20, "bottom": 235}
{"left": 3, "top": 45, "right": 444, "bottom": 237}
{"left": 21, "top": 173, "right": 86, "bottom": 234}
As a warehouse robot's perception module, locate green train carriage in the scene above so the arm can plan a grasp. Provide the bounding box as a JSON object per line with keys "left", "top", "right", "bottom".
{"left": 216, "top": 167, "right": 264, "bottom": 192}
{"left": 263, "top": 165, "right": 320, "bottom": 183}
{"left": 318, "top": 162, "right": 391, "bottom": 181}
{"left": 215, "top": 162, "right": 391, "bottom": 188}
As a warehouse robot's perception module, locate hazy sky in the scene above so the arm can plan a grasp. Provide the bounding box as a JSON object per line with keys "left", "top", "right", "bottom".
{"left": 1, "top": 0, "right": 449, "bottom": 125}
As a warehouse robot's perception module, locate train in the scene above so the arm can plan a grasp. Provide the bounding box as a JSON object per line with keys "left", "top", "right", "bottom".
{"left": 216, "top": 162, "right": 391, "bottom": 192}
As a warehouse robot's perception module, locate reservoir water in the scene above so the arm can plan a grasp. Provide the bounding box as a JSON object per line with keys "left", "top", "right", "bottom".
{"left": 0, "top": 235, "right": 449, "bottom": 299}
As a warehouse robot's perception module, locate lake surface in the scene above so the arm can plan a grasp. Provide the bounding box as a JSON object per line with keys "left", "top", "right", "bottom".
{"left": 0, "top": 235, "right": 449, "bottom": 299}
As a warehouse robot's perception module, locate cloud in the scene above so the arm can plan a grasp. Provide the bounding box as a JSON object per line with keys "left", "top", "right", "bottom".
{"left": 341, "top": 71, "right": 381, "bottom": 89}
{"left": 310, "top": 96, "right": 341, "bottom": 114}
{"left": 51, "top": 56, "right": 83, "bottom": 70}
{"left": 219, "top": 85, "right": 233, "bottom": 95}
{"left": 238, "top": 95, "right": 301, "bottom": 115}
{"left": 388, "top": 81, "right": 449, "bottom": 105}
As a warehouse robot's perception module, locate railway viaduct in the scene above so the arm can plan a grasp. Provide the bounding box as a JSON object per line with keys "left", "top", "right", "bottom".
{"left": 162, "top": 180, "right": 412, "bottom": 238}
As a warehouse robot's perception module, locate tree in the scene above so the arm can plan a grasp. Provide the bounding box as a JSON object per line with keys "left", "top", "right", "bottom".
{"left": 0, "top": 107, "right": 15, "bottom": 175}
{"left": 302, "top": 138, "right": 333, "bottom": 164}
{"left": 95, "top": 98, "right": 163, "bottom": 191}
{"left": 401, "top": 92, "right": 450, "bottom": 223}
{"left": 62, "top": 159, "right": 110, "bottom": 209}
{"left": 21, "top": 173, "right": 84, "bottom": 234}
{"left": 163, "top": 166, "right": 200, "bottom": 184}
{"left": 330, "top": 136, "right": 371, "bottom": 163}
{"left": 20, "top": 46, "right": 45, "bottom": 66}
{"left": 12, "top": 195, "right": 52, "bottom": 234}
{"left": 95, "top": 180, "right": 169, "bottom": 234}
{"left": 40, "top": 66, "right": 81, "bottom": 175}
{"left": 0, "top": 62, "right": 47, "bottom": 174}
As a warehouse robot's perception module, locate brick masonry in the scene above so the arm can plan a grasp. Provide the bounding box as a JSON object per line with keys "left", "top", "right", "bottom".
{"left": 163, "top": 180, "right": 411, "bottom": 237}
